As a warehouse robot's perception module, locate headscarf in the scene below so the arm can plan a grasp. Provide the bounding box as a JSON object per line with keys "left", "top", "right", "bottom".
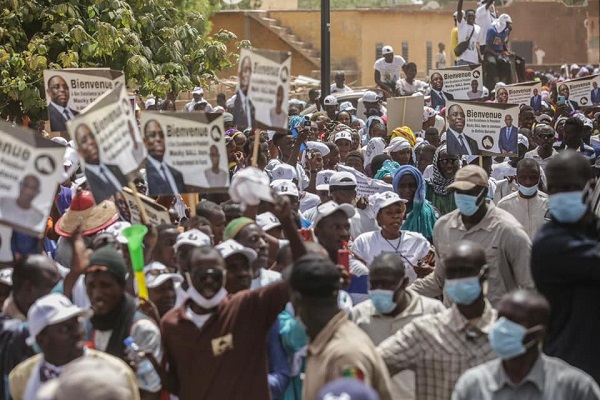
{"left": 493, "top": 13, "right": 512, "bottom": 32}
{"left": 393, "top": 165, "right": 438, "bottom": 241}
{"left": 364, "top": 137, "right": 386, "bottom": 167}
{"left": 390, "top": 126, "right": 417, "bottom": 148}
{"left": 430, "top": 144, "right": 455, "bottom": 195}
{"left": 374, "top": 159, "right": 401, "bottom": 180}
{"left": 288, "top": 115, "right": 304, "bottom": 131}
{"left": 360, "top": 116, "right": 385, "bottom": 146}
{"left": 384, "top": 137, "right": 411, "bottom": 154}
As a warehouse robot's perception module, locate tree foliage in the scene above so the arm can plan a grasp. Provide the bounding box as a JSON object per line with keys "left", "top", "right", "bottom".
{"left": 0, "top": 0, "right": 242, "bottom": 122}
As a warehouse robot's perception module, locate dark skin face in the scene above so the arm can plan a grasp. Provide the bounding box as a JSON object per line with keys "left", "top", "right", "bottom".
{"left": 331, "top": 188, "right": 356, "bottom": 205}
{"left": 497, "top": 88, "right": 508, "bottom": 103}
{"left": 336, "top": 139, "right": 352, "bottom": 162}
{"left": 562, "top": 124, "right": 581, "bottom": 148}
{"left": 278, "top": 135, "right": 294, "bottom": 159}
{"left": 314, "top": 210, "right": 351, "bottom": 261}
{"left": 85, "top": 271, "right": 125, "bottom": 316}
{"left": 447, "top": 105, "right": 466, "bottom": 133}
{"left": 324, "top": 146, "right": 340, "bottom": 169}
{"left": 76, "top": 125, "right": 100, "bottom": 165}
{"left": 404, "top": 65, "right": 417, "bottom": 82}
{"left": 37, "top": 316, "right": 85, "bottom": 366}
{"left": 176, "top": 243, "right": 195, "bottom": 277}
{"left": 396, "top": 174, "right": 418, "bottom": 204}
{"left": 376, "top": 203, "right": 406, "bottom": 239}
{"left": 425, "top": 132, "right": 440, "bottom": 147}
{"left": 239, "top": 57, "right": 252, "bottom": 94}
{"left": 236, "top": 224, "right": 269, "bottom": 271}
{"left": 390, "top": 148, "right": 412, "bottom": 165}
{"left": 431, "top": 73, "right": 444, "bottom": 91}
{"left": 144, "top": 120, "right": 166, "bottom": 161}
{"left": 519, "top": 111, "right": 535, "bottom": 130}
{"left": 533, "top": 127, "right": 555, "bottom": 151}
{"left": 336, "top": 111, "right": 351, "bottom": 126}
{"left": 417, "top": 149, "right": 435, "bottom": 173}
{"left": 18, "top": 175, "right": 40, "bottom": 208}
{"left": 208, "top": 209, "right": 226, "bottom": 244}
{"left": 188, "top": 248, "right": 225, "bottom": 301}
{"left": 438, "top": 150, "right": 460, "bottom": 179}
{"left": 154, "top": 228, "right": 179, "bottom": 270}
{"left": 516, "top": 165, "right": 540, "bottom": 190}
{"left": 345, "top": 155, "right": 364, "bottom": 173}
{"left": 505, "top": 115, "right": 513, "bottom": 127}
{"left": 148, "top": 280, "right": 177, "bottom": 317}
{"left": 559, "top": 84, "right": 569, "bottom": 99}
{"left": 47, "top": 76, "right": 70, "bottom": 107}
{"left": 371, "top": 125, "right": 387, "bottom": 138}
{"left": 14, "top": 260, "right": 60, "bottom": 315}
{"left": 369, "top": 266, "right": 409, "bottom": 315}
{"left": 224, "top": 253, "right": 252, "bottom": 294}
{"left": 546, "top": 158, "right": 589, "bottom": 196}
{"left": 210, "top": 145, "right": 220, "bottom": 170}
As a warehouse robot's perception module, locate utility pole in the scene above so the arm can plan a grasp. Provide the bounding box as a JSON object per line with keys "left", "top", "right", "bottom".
{"left": 320, "top": 0, "right": 331, "bottom": 98}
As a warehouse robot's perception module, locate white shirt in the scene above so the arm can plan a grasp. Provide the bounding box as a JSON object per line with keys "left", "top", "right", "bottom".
{"left": 330, "top": 83, "right": 352, "bottom": 94}
{"left": 497, "top": 190, "right": 548, "bottom": 239}
{"left": 491, "top": 161, "right": 516, "bottom": 180}
{"left": 524, "top": 147, "right": 559, "bottom": 172}
{"left": 436, "top": 51, "right": 447, "bottom": 69}
{"left": 457, "top": 19, "right": 481, "bottom": 64}
{"left": 146, "top": 155, "right": 180, "bottom": 194}
{"left": 475, "top": 4, "right": 496, "bottom": 45}
{"left": 396, "top": 79, "right": 428, "bottom": 96}
{"left": 300, "top": 192, "right": 321, "bottom": 213}
{"left": 423, "top": 164, "right": 433, "bottom": 181}
{"left": 352, "top": 230, "right": 431, "bottom": 283}
{"left": 185, "top": 306, "right": 212, "bottom": 328}
{"left": 374, "top": 56, "right": 406, "bottom": 85}
{"left": 467, "top": 90, "right": 483, "bottom": 100}
{"left": 250, "top": 268, "right": 282, "bottom": 289}
{"left": 350, "top": 208, "right": 379, "bottom": 241}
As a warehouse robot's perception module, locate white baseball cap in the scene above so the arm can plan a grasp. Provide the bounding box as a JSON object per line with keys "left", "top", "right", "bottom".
{"left": 517, "top": 133, "right": 529, "bottom": 148}
{"left": 144, "top": 261, "right": 183, "bottom": 289}
{"left": 334, "top": 130, "right": 352, "bottom": 143}
{"left": 272, "top": 164, "right": 297, "bottom": 181}
{"left": 270, "top": 179, "right": 300, "bottom": 197}
{"left": 174, "top": 229, "right": 212, "bottom": 251}
{"left": 28, "top": 293, "right": 91, "bottom": 340}
{"left": 256, "top": 212, "right": 281, "bottom": 232}
{"left": 373, "top": 191, "right": 407, "bottom": 216}
{"left": 216, "top": 239, "right": 257, "bottom": 262}
{"left": 329, "top": 171, "right": 357, "bottom": 188}
{"left": 0, "top": 268, "right": 12, "bottom": 286}
{"left": 339, "top": 101, "right": 356, "bottom": 112}
{"left": 192, "top": 87, "right": 204, "bottom": 95}
{"left": 316, "top": 170, "right": 335, "bottom": 191}
{"left": 306, "top": 141, "right": 330, "bottom": 156}
{"left": 382, "top": 45, "right": 394, "bottom": 55}
{"left": 313, "top": 201, "right": 356, "bottom": 228}
{"left": 323, "top": 95, "right": 338, "bottom": 106}
{"left": 362, "top": 91, "right": 379, "bottom": 103}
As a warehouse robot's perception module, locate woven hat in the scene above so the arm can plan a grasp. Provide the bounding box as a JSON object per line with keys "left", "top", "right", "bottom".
{"left": 55, "top": 189, "right": 119, "bottom": 237}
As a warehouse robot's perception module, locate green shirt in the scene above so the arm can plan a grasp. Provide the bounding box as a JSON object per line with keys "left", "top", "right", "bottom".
{"left": 425, "top": 181, "right": 457, "bottom": 216}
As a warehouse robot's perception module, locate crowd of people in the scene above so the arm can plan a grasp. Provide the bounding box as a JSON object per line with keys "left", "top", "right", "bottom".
{"left": 1, "top": 1, "right": 600, "bottom": 398}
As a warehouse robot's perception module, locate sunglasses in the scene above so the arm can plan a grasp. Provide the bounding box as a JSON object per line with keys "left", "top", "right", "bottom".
{"left": 439, "top": 158, "right": 460, "bottom": 165}
{"left": 194, "top": 268, "right": 224, "bottom": 282}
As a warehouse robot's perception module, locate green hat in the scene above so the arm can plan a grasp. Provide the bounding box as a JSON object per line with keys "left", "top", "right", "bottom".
{"left": 223, "top": 217, "right": 255, "bottom": 240}
{"left": 87, "top": 246, "right": 127, "bottom": 283}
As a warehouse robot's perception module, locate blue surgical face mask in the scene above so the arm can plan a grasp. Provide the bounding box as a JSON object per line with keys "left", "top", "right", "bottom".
{"left": 518, "top": 183, "right": 538, "bottom": 197}
{"left": 445, "top": 276, "right": 481, "bottom": 305}
{"left": 454, "top": 190, "right": 484, "bottom": 216}
{"left": 548, "top": 191, "right": 587, "bottom": 223}
{"left": 489, "top": 317, "right": 541, "bottom": 360}
{"left": 369, "top": 289, "right": 396, "bottom": 314}
{"left": 51, "top": 280, "right": 64, "bottom": 295}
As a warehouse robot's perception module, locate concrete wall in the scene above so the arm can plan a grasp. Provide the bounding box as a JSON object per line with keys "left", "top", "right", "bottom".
{"left": 260, "top": 0, "right": 298, "bottom": 9}
{"left": 211, "top": 2, "right": 594, "bottom": 87}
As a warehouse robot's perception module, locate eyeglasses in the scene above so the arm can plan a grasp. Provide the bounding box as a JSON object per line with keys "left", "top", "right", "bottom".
{"left": 194, "top": 268, "right": 224, "bottom": 282}
{"left": 439, "top": 158, "right": 460, "bottom": 165}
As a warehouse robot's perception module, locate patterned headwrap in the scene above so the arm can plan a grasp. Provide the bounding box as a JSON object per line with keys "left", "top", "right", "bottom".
{"left": 391, "top": 126, "right": 417, "bottom": 148}
{"left": 374, "top": 159, "right": 401, "bottom": 180}
{"left": 288, "top": 115, "right": 304, "bottom": 131}
{"left": 430, "top": 144, "right": 455, "bottom": 196}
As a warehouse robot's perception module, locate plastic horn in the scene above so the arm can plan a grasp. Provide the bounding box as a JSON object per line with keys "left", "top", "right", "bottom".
{"left": 121, "top": 225, "right": 149, "bottom": 299}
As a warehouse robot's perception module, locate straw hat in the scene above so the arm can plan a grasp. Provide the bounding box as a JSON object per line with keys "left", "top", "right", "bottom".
{"left": 55, "top": 188, "right": 119, "bottom": 237}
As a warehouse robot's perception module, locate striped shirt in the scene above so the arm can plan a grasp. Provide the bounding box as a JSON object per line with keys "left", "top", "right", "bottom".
{"left": 377, "top": 301, "right": 497, "bottom": 400}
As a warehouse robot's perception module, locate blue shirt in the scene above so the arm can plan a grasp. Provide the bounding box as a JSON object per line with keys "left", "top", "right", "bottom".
{"left": 486, "top": 27, "right": 509, "bottom": 52}
{"left": 268, "top": 319, "right": 290, "bottom": 400}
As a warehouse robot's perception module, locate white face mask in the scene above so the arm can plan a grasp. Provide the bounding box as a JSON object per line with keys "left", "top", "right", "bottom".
{"left": 185, "top": 272, "right": 228, "bottom": 309}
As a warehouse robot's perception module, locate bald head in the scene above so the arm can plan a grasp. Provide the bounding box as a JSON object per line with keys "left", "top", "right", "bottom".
{"left": 546, "top": 150, "right": 592, "bottom": 194}
{"left": 497, "top": 289, "right": 550, "bottom": 328}
{"left": 445, "top": 240, "right": 486, "bottom": 279}
{"left": 371, "top": 253, "right": 406, "bottom": 279}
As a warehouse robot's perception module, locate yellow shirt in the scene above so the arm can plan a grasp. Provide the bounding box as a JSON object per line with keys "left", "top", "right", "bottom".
{"left": 451, "top": 27, "right": 459, "bottom": 63}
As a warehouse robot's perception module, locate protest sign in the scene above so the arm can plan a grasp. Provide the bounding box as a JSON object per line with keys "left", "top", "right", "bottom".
{"left": 139, "top": 112, "right": 229, "bottom": 195}
{"left": 43, "top": 69, "right": 125, "bottom": 132}
{"left": 233, "top": 48, "right": 292, "bottom": 131}
{"left": 336, "top": 164, "right": 392, "bottom": 197}
{"left": 501, "top": 81, "right": 542, "bottom": 106}
{"left": 67, "top": 84, "right": 145, "bottom": 204}
{"left": 559, "top": 74, "right": 600, "bottom": 108}
{"left": 445, "top": 100, "right": 519, "bottom": 157}
{"left": 116, "top": 187, "right": 171, "bottom": 226}
{"left": 0, "top": 121, "right": 65, "bottom": 236}
{"left": 386, "top": 96, "right": 423, "bottom": 135}
{"left": 428, "top": 65, "right": 483, "bottom": 108}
